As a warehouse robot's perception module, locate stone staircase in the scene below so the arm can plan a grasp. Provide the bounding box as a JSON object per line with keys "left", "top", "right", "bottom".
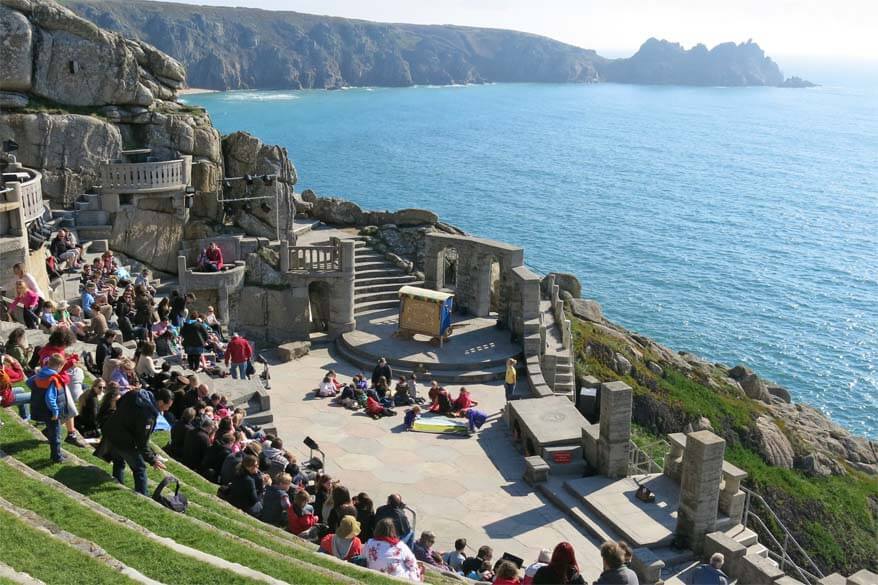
{"left": 351, "top": 236, "right": 423, "bottom": 316}
{"left": 71, "top": 192, "right": 113, "bottom": 242}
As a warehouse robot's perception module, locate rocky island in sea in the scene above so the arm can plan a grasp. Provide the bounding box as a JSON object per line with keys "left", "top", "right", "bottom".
{"left": 1, "top": 0, "right": 873, "bottom": 583}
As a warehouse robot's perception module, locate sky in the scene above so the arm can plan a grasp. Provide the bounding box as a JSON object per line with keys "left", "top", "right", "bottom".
{"left": 161, "top": 0, "right": 877, "bottom": 59}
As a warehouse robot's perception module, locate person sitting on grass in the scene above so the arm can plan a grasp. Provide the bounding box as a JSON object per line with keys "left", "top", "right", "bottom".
{"left": 493, "top": 560, "right": 522, "bottom": 585}
{"left": 522, "top": 549, "right": 551, "bottom": 585}
{"left": 320, "top": 515, "right": 363, "bottom": 561}
{"left": 261, "top": 472, "right": 293, "bottom": 528}
{"left": 533, "top": 542, "right": 585, "bottom": 585}
{"left": 220, "top": 440, "right": 261, "bottom": 487}
{"left": 413, "top": 530, "right": 448, "bottom": 569}
{"left": 443, "top": 538, "right": 468, "bottom": 573}
{"left": 200, "top": 431, "right": 234, "bottom": 484}
{"left": 462, "top": 546, "right": 494, "bottom": 580}
{"left": 228, "top": 453, "right": 270, "bottom": 517}
{"left": 288, "top": 489, "right": 321, "bottom": 541}
{"left": 167, "top": 406, "right": 196, "bottom": 460}
{"left": 364, "top": 518, "right": 422, "bottom": 582}
{"left": 74, "top": 378, "right": 106, "bottom": 439}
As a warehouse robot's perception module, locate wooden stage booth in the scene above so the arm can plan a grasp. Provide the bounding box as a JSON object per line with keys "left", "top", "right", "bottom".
{"left": 397, "top": 286, "right": 454, "bottom": 345}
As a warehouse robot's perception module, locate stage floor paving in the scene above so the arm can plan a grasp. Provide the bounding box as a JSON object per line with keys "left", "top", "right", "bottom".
{"left": 346, "top": 308, "right": 520, "bottom": 368}
{"left": 266, "top": 346, "right": 606, "bottom": 580}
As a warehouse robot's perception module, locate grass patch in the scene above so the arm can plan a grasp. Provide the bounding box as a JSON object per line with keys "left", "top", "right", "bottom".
{"left": 0, "top": 507, "right": 141, "bottom": 585}
{"left": 0, "top": 411, "right": 454, "bottom": 585}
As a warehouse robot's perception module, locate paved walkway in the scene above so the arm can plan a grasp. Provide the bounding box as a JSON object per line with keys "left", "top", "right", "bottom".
{"left": 268, "top": 346, "right": 607, "bottom": 581}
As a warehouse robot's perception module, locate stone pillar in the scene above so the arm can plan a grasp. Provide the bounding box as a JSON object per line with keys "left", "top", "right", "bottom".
{"left": 328, "top": 240, "right": 355, "bottom": 337}
{"left": 597, "top": 381, "right": 632, "bottom": 478}
{"left": 719, "top": 461, "right": 748, "bottom": 524}
{"left": 423, "top": 242, "right": 440, "bottom": 289}
{"left": 663, "top": 433, "right": 687, "bottom": 482}
{"left": 217, "top": 287, "right": 230, "bottom": 324}
{"left": 176, "top": 256, "right": 188, "bottom": 292}
{"left": 279, "top": 240, "right": 290, "bottom": 272}
{"left": 676, "top": 430, "right": 726, "bottom": 553}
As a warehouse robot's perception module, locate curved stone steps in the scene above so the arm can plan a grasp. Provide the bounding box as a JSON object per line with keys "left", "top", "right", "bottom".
{"left": 333, "top": 335, "right": 509, "bottom": 383}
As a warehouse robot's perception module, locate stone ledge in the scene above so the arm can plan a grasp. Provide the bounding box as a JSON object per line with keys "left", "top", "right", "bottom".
{"left": 523, "top": 455, "right": 550, "bottom": 484}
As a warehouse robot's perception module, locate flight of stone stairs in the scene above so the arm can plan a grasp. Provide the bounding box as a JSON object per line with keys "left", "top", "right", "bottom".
{"left": 351, "top": 236, "right": 423, "bottom": 316}
{"left": 71, "top": 192, "right": 113, "bottom": 242}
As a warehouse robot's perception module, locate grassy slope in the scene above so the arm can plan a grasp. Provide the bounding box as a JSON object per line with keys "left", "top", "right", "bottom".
{"left": 572, "top": 318, "right": 878, "bottom": 574}
{"left": 0, "top": 411, "right": 458, "bottom": 585}
{"left": 0, "top": 508, "right": 142, "bottom": 585}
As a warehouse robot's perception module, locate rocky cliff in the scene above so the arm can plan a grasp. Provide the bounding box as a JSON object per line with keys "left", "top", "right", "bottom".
{"left": 0, "top": 0, "right": 298, "bottom": 271}
{"left": 59, "top": 0, "right": 811, "bottom": 90}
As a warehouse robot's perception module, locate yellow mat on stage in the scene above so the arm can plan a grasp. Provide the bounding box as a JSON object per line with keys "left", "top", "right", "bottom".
{"left": 412, "top": 414, "right": 469, "bottom": 434}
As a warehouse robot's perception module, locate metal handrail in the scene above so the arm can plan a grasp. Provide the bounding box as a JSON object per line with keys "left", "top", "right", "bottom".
{"left": 627, "top": 438, "right": 666, "bottom": 476}
{"left": 741, "top": 487, "right": 824, "bottom": 584}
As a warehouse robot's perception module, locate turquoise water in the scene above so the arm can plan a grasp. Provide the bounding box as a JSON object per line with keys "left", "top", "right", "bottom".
{"left": 188, "top": 81, "right": 878, "bottom": 439}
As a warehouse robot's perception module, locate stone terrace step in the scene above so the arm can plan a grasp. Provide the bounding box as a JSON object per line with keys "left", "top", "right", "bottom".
{"left": 354, "top": 299, "right": 400, "bottom": 315}
{"left": 354, "top": 290, "right": 401, "bottom": 303}
{"left": 333, "top": 337, "right": 508, "bottom": 383}
{"left": 355, "top": 274, "right": 419, "bottom": 286}
{"left": 354, "top": 267, "right": 408, "bottom": 279}
{"left": 725, "top": 524, "right": 758, "bottom": 547}
{"left": 355, "top": 281, "right": 424, "bottom": 295}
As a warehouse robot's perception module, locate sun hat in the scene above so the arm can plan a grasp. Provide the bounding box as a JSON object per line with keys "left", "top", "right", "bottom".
{"left": 336, "top": 515, "right": 361, "bottom": 540}
{"left": 538, "top": 548, "right": 551, "bottom": 564}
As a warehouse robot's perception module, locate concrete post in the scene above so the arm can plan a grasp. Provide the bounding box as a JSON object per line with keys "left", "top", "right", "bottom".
{"left": 423, "top": 242, "right": 439, "bottom": 289}
{"left": 279, "top": 240, "right": 290, "bottom": 272}
{"left": 218, "top": 287, "right": 230, "bottom": 324}
{"left": 176, "top": 256, "right": 188, "bottom": 289}
{"left": 597, "top": 381, "right": 632, "bottom": 478}
{"left": 676, "top": 430, "right": 726, "bottom": 553}
{"left": 7, "top": 183, "right": 25, "bottom": 236}
{"left": 719, "top": 461, "right": 748, "bottom": 524}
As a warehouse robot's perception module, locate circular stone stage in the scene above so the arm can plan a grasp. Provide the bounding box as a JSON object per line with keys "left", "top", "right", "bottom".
{"left": 336, "top": 308, "right": 522, "bottom": 383}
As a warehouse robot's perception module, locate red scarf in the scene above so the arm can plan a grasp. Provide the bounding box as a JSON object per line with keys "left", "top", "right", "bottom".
{"left": 374, "top": 536, "right": 400, "bottom": 546}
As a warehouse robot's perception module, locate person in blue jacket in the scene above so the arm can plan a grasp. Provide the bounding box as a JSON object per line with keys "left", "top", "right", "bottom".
{"left": 27, "top": 353, "right": 70, "bottom": 463}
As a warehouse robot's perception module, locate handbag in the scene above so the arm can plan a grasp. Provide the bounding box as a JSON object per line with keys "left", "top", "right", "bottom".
{"left": 152, "top": 475, "right": 188, "bottom": 513}
{"left": 245, "top": 360, "right": 256, "bottom": 378}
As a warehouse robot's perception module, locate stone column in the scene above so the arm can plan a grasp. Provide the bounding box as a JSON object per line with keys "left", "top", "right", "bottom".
{"left": 718, "top": 461, "right": 748, "bottom": 525}
{"left": 676, "top": 430, "right": 726, "bottom": 553}
{"left": 279, "top": 240, "right": 290, "bottom": 272}
{"left": 176, "top": 256, "right": 188, "bottom": 292}
{"left": 423, "top": 240, "right": 440, "bottom": 289}
{"left": 663, "top": 433, "right": 687, "bottom": 482}
{"left": 217, "top": 287, "right": 230, "bottom": 324}
{"left": 327, "top": 240, "right": 355, "bottom": 337}
{"left": 597, "top": 381, "right": 632, "bottom": 478}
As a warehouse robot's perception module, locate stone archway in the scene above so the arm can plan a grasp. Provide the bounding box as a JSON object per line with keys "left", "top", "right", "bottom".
{"left": 441, "top": 246, "right": 459, "bottom": 290}
{"left": 489, "top": 255, "right": 502, "bottom": 315}
{"left": 308, "top": 280, "right": 331, "bottom": 333}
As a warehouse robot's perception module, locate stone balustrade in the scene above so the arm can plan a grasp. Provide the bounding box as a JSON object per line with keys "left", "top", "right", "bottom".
{"left": 1, "top": 164, "right": 44, "bottom": 228}
{"left": 177, "top": 255, "right": 247, "bottom": 322}
{"left": 100, "top": 156, "right": 192, "bottom": 194}
{"left": 280, "top": 240, "right": 341, "bottom": 273}
{"left": 664, "top": 432, "right": 687, "bottom": 482}
{"left": 719, "top": 461, "right": 748, "bottom": 524}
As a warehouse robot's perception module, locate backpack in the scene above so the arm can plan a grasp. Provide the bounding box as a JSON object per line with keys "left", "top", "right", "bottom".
{"left": 152, "top": 475, "right": 188, "bottom": 513}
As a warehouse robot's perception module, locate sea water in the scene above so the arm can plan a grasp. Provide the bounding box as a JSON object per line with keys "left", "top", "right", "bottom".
{"left": 188, "top": 78, "right": 878, "bottom": 438}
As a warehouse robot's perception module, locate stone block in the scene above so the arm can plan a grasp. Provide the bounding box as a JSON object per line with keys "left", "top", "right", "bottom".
{"left": 277, "top": 340, "right": 311, "bottom": 362}
{"left": 677, "top": 431, "right": 726, "bottom": 553}
{"left": 0, "top": 6, "right": 33, "bottom": 92}
{"left": 523, "top": 456, "right": 550, "bottom": 485}
{"left": 775, "top": 576, "right": 807, "bottom": 585}
{"left": 848, "top": 570, "right": 878, "bottom": 585}
{"left": 737, "top": 554, "right": 785, "bottom": 585}
{"left": 631, "top": 547, "right": 664, "bottom": 585}
{"left": 88, "top": 239, "right": 108, "bottom": 253}
{"left": 599, "top": 381, "right": 633, "bottom": 444}
{"left": 818, "top": 575, "right": 847, "bottom": 585}
{"left": 703, "top": 531, "right": 746, "bottom": 575}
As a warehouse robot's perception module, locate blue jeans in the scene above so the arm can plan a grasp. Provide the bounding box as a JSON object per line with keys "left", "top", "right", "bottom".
{"left": 10, "top": 390, "right": 31, "bottom": 419}
{"left": 230, "top": 361, "right": 248, "bottom": 379}
{"left": 112, "top": 448, "right": 149, "bottom": 495}
{"left": 45, "top": 417, "right": 62, "bottom": 462}
{"left": 504, "top": 382, "right": 516, "bottom": 401}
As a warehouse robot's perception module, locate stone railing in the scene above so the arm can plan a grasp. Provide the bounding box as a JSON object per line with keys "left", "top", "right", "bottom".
{"left": 280, "top": 242, "right": 340, "bottom": 273}
{"left": 18, "top": 171, "right": 44, "bottom": 224}
{"left": 177, "top": 255, "right": 247, "bottom": 322}
{"left": 99, "top": 156, "right": 192, "bottom": 193}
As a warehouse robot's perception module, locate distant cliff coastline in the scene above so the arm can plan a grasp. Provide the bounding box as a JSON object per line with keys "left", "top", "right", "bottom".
{"left": 61, "top": 0, "right": 813, "bottom": 90}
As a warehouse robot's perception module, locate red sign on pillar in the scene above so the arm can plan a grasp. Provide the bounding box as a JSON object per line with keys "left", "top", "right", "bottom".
{"left": 552, "top": 451, "right": 573, "bottom": 464}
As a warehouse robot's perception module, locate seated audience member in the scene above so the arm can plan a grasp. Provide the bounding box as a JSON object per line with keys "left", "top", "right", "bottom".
{"left": 374, "top": 376, "right": 390, "bottom": 400}
{"left": 260, "top": 472, "right": 293, "bottom": 528}
{"left": 393, "top": 377, "right": 415, "bottom": 406}
{"left": 320, "top": 515, "right": 363, "bottom": 561}
{"left": 110, "top": 357, "right": 140, "bottom": 392}
{"left": 9, "top": 280, "right": 39, "bottom": 328}
{"left": 691, "top": 553, "right": 728, "bottom": 585}
{"left": 353, "top": 492, "right": 375, "bottom": 542}
{"left": 198, "top": 241, "right": 224, "bottom": 272}
{"left": 288, "top": 490, "right": 320, "bottom": 541}
{"left": 183, "top": 418, "right": 216, "bottom": 471}
{"left": 318, "top": 373, "right": 340, "bottom": 397}
{"left": 312, "top": 474, "right": 334, "bottom": 522}
{"left": 371, "top": 357, "right": 392, "bottom": 388}
{"left": 533, "top": 542, "right": 585, "bottom": 584}
{"left": 413, "top": 530, "right": 447, "bottom": 569}
{"left": 167, "top": 407, "right": 196, "bottom": 459}
{"left": 428, "top": 387, "right": 454, "bottom": 415}
{"left": 102, "top": 346, "right": 124, "bottom": 382}
{"left": 453, "top": 387, "right": 478, "bottom": 411}
{"left": 462, "top": 546, "right": 495, "bottom": 579}
{"left": 443, "top": 538, "right": 468, "bottom": 573}
{"left": 5, "top": 327, "right": 32, "bottom": 372}
{"left": 522, "top": 549, "right": 551, "bottom": 585}
{"left": 364, "top": 518, "right": 422, "bottom": 582}
{"left": 374, "top": 494, "right": 412, "bottom": 546}
{"left": 327, "top": 486, "right": 356, "bottom": 532}
{"left": 228, "top": 453, "right": 269, "bottom": 517}
{"left": 220, "top": 441, "right": 261, "bottom": 487}
{"left": 74, "top": 379, "right": 106, "bottom": 438}
{"left": 95, "top": 383, "right": 121, "bottom": 430}
{"left": 135, "top": 341, "right": 160, "bottom": 381}
{"left": 366, "top": 394, "right": 396, "bottom": 419}
{"left": 40, "top": 300, "right": 58, "bottom": 330}
{"left": 493, "top": 561, "right": 522, "bottom": 585}
{"left": 201, "top": 431, "right": 234, "bottom": 483}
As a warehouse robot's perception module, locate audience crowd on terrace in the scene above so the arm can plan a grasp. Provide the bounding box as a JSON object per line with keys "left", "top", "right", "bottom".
{"left": 1, "top": 242, "right": 646, "bottom": 584}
